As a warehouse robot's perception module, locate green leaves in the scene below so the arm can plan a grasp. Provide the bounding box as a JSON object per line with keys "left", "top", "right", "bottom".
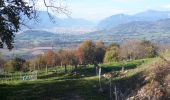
{"left": 0, "top": 0, "right": 33, "bottom": 50}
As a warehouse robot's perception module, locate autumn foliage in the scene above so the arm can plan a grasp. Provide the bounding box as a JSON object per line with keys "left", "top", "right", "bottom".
{"left": 3, "top": 39, "right": 158, "bottom": 72}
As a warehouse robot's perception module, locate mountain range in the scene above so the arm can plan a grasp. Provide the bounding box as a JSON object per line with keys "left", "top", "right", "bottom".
{"left": 97, "top": 10, "right": 170, "bottom": 30}
{"left": 21, "top": 11, "right": 96, "bottom": 34}
{"left": 16, "top": 10, "right": 170, "bottom": 49}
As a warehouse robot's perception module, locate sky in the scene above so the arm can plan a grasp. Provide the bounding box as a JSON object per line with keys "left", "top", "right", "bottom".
{"left": 35, "top": 0, "right": 170, "bottom": 21}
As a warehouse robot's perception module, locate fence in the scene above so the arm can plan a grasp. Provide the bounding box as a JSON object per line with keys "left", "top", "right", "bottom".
{"left": 0, "top": 66, "right": 77, "bottom": 83}
{"left": 0, "top": 71, "right": 38, "bottom": 83}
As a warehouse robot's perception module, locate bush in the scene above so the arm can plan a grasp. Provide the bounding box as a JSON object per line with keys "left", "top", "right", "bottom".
{"left": 104, "top": 43, "right": 119, "bottom": 63}
{"left": 128, "top": 60, "right": 170, "bottom": 100}
{"left": 4, "top": 57, "right": 26, "bottom": 72}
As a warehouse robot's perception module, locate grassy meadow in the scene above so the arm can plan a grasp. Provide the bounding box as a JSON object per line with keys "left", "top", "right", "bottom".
{"left": 0, "top": 58, "right": 156, "bottom": 100}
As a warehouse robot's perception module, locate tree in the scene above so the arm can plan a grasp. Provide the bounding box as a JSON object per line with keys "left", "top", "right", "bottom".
{"left": 23, "top": 61, "right": 30, "bottom": 72}
{"left": 0, "top": 53, "right": 5, "bottom": 68}
{"left": 4, "top": 57, "right": 26, "bottom": 71}
{"left": 0, "top": 0, "right": 34, "bottom": 49}
{"left": 104, "top": 43, "right": 120, "bottom": 63}
{"left": 0, "top": 57, "right": 5, "bottom": 72}
{"left": 4, "top": 61, "right": 14, "bottom": 72}
{"left": 139, "top": 40, "right": 158, "bottom": 58}
{"left": 54, "top": 52, "right": 61, "bottom": 66}
{"left": 44, "top": 50, "right": 56, "bottom": 67}
{"left": 67, "top": 50, "right": 79, "bottom": 70}
{"left": 119, "top": 40, "right": 141, "bottom": 60}
{"left": 0, "top": 0, "right": 68, "bottom": 50}
{"left": 95, "top": 40, "right": 105, "bottom": 64}
{"left": 77, "top": 40, "right": 96, "bottom": 66}
{"left": 119, "top": 39, "right": 157, "bottom": 60}
{"left": 60, "top": 50, "right": 77, "bottom": 73}
{"left": 13, "top": 57, "right": 26, "bottom": 71}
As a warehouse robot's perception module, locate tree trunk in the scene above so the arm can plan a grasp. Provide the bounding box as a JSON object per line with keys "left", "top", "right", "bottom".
{"left": 64, "top": 65, "right": 67, "bottom": 73}
{"left": 74, "top": 65, "right": 78, "bottom": 74}
{"left": 61, "top": 62, "right": 63, "bottom": 67}
{"left": 46, "top": 64, "right": 48, "bottom": 74}
{"left": 95, "top": 64, "right": 99, "bottom": 75}
{"left": 84, "top": 64, "right": 87, "bottom": 69}
{"left": 38, "top": 63, "right": 40, "bottom": 70}
{"left": 75, "top": 65, "right": 77, "bottom": 70}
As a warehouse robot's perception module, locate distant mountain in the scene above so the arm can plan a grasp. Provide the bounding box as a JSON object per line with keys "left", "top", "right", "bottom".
{"left": 97, "top": 14, "right": 133, "bottom": 30}
{"left": 16, "top": 30, "right": 57, "bottom": 41}
{"left": 85, "top": 18, "right": 170, "bottom": 44}
{"left": 21, "top": 11, "right": 96, "bottom": 31}
{"left": 15, "top": 10, "right": 170, "bottom": 48}
{"left": 17, "top": 30, "right": 55, "bottom": 37}
{"left": 108, "top": 18, "right": 170, "bottom": 34}
{"left": 135, "top": 10, "right": 170, "bottom": 20}
{"left": 98, "top": 10, "right": 170, "bottom": 30}
{"left": 16, "top": 18, "right": 170, "bottom": 45}
{"left": 16, "top": 30, "right": 80, "bottom": 43}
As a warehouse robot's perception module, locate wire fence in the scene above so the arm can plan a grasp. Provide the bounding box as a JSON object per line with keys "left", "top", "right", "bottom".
{"left": 0, "top": 66, "right": 76, "bottom": 83}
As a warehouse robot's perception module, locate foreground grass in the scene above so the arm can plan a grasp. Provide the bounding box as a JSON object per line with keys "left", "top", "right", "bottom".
{"left": 0, "top": 58, "right": 154, "bottom": 100}
{"left": 1, "top": 77, "right": 108, "bottom": 100}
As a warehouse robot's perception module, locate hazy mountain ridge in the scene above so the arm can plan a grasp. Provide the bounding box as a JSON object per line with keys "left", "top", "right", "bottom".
{"left": 109, "top": 18, "right": 170, "bottom": 34}
{"left": 16, "top": 18, "right": 170, "bottom": 46}
{"left": 16, "top": 10, "right": 170, "bottom": 49}
{"left": 98, "top": 10, "right": 170, "bottom": 30}
{"left": 21, "top": 11, "right": 96, "bottom": 34}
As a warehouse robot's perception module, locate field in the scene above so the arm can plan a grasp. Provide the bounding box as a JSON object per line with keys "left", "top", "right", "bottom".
{"left": 0, "top": 58, "right": 156, "bottom": 100}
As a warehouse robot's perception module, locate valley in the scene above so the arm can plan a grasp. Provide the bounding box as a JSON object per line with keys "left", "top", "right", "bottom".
{"left": 1, "top": 1, "right": 170, "bottom": 99}
{"left": 1, "top": 10, "right": 170, "bottom": 59}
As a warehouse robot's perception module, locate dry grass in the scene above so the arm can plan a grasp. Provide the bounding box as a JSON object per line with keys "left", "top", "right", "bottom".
{"left": 128, "top": 56, "right": 170, "bottom": 100}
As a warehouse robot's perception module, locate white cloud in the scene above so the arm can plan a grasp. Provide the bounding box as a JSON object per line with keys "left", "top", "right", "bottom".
{"left": 70, "top": 7, "right": 131, "bottom": 21}
{"left": 111, "top": 0, "right": 144, "bottom": 3}
{"left": 162, "top": 4, "right": 170, "bottom": 9}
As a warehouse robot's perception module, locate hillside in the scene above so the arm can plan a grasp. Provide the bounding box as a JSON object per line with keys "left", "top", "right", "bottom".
{"left": 109, "top": 18, "right": 170, "bottom": 34}
{"left": 88, "top": 19, "right": 170, "bottom": 44}
{"left": 15, "top": 10, "right": 170, "bottom": 48}
{"left": 0, "top": 58, "right": 154, "bottom": 100}
{"left": 1, "top": 53, "right": 169, "bottom": 100}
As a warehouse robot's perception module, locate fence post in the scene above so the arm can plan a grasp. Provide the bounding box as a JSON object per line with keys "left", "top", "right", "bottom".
{"left": 11, "top": 73, "right": 12, "bottom": 81}
{"left": 46, "top": 64, "right": 48, "bottom": 74}
{"left": 115, "top": 85, "right": 118, "bottom": 100}
{"left": 99, "top": 68, "right": 102, "bottom": 91}
{"left": 36, "top": 71, "right": 38, "bottom": 80}
{"left": 110, "top": 78, "right": 112, "bottom": 100}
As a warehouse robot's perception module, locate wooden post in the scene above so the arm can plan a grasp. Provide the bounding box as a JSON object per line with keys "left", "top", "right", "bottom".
{"left": 99, "top": 68, "right": 102, "bottom": 91}
{"left": 96, "top": 67, "right": 98, "bottom": 76}
{"left": 5, "top": 71, "right": 6, "bottom": 82}
{"left": 114, "top": 85, "right": 118, "bottom": 100}
{"left": 121, "top": 66, "right": 124, "bottom": 72}
{"left": 34, "top": 63, "right": 35, "bottom": 70}
{"left": 38, "top": 63, "right": 40, "bottom": 70}
{"left": 110, "top": 78, "right": 112, "bottom": 100}
{"left": 46, "top": 64, "right": 48, "bottom": 74}
{"left": 64, "top": 65, "right": 67, "bottom": 73}
{"left": 61, "top": 62, "right": 63, "bottom": 67}
{"left": 36, "top": 71, "right": 37, "bottom": 80}
{"left": 20, "top": 72, "right": 21, "bottom": 80}
{"left": 11, "top": 73, "right": 12, "bottom": 81}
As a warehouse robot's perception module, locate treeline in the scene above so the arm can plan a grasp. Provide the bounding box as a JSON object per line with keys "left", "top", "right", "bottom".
{"left": 1, "top": 39, "right": 159, "bottom": 72}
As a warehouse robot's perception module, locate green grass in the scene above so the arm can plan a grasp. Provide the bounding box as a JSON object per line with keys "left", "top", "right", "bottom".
{"left": 100, "top": 59, "right": 149, "bottom": 72}
{"left": 0, "top": 58, "right": 154, "bottom": 100}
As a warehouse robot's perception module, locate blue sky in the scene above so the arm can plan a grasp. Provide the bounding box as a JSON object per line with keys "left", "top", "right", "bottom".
{"left": 36, "top": 0, "right": 170, "bottom": 21}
